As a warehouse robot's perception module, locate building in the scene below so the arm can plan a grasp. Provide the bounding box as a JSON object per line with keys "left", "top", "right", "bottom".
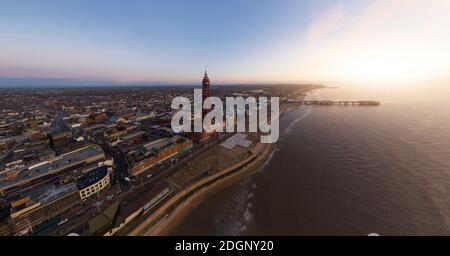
{"left": 105, "top": 124, "right": 138, "bottom": 141}
{"left": 48, "top": 131, "right": 73, "bottom": 155}
{"left": 0, "top": 145, "right": 106, "bottom": 200}
{"left": 76, "top": 166, "right": 111, "bottom": 200}
{"left": 3, "top": 140, "right": 55, "bottom": 171}
{"left": 8, "top": 183, "right": 81, "bottom": 234}
{"left": 28, "top": 118, "right": 38, "bottom": 131}
{"left": 124, "top": 136, "right": 193, "bottom": 176}
{"left": 88, "top": 201, "right": 120, "bottom": 236}
{"left": 202, "top": 70, "right": 211, "bottom": 120}
{"left": 2, "top": 165, "right": 110, "bottom": 235}
{"left": 119, "top": 131, "right": 146, "bottom": 145}
{"left": 187, "top": 70, "right": 217, "bottom": 142}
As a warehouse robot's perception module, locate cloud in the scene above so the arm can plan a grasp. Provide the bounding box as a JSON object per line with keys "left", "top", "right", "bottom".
{"left": 304, "top": 4, "right": 347, "bottom": 45}
{"left": 289, "top": 0, "right": 450, "bottom": 85}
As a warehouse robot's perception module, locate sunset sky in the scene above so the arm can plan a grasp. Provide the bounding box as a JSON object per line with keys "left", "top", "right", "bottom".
{"left": 1, "top": 0, "right": 449, "bottom": 86}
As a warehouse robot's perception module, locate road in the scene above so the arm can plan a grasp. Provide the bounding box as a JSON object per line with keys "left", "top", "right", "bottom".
{"left": 37, "top": 136, "right": 225, "bottom": 236}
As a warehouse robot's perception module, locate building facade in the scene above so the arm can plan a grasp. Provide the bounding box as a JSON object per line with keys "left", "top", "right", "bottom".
{"left": 126, "top": 136, "right": 193, "bottom": 176}
{"left": 76, "top": 166, "right": 111, "bottom": 200}
{"left": 9, "top": 183, "right": 81, "bottom": 234}
{"left": 0, "top": 145, "right": 105, "bottom": 200}
{"left": 187, "top": 71, "right": 217, "bottom": 142}
{"left": 202, "top": 70, "right": 211, "bottom": 120}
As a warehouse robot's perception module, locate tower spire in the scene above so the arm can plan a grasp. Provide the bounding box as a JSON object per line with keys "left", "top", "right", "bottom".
{"left": 201, "top": 68, "right": 211, "bottom": 117}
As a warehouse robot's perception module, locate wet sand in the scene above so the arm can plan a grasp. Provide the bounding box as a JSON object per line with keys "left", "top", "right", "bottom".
{"left": 128, "top": 141, "right": 273, "bottom": 236}
{"left": 174, "top": 87, "right": 450, "bottom": 236}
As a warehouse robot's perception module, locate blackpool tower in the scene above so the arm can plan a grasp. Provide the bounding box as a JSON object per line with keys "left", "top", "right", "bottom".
{"left": 201, "top": 69, "right": 211, "bottom": 120}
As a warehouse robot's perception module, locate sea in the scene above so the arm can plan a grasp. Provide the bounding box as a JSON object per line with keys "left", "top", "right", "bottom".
{"left": 172, "top": 84, "right": 450, "bottom": 235}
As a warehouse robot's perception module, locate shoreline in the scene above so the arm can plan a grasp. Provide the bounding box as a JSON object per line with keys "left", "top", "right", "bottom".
{"left": 127, "top": 141, "right": 274, "bottom": 236}
{"left": 127, "top": 104, "right": 299, "bottom": 236}
{"left": 150, "top": 142, "right": 273, "bottom": 236}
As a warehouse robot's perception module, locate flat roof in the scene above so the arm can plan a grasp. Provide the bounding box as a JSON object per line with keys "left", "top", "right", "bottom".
{"left": 221, "top": 133, "right": 252, "bottom": 150}
{"left": 10, "top": 182, "right": 78, "bottom": 214}
{"left": 76, "top": 166, "right": 108, "bottom": 190}
{"left": 89, "top": 201, "right": 120, "bottom": 235}
{"left": 0, "top": 145, "right": 104, "bottom": 188}
{"left": 121, "top": 131, "right": 146, "bottom": 140}
{"left": 143, "top": 138, "right": 172, "bottom": 151}
{"left": 124, "top": 136, "right": 191, "bottom": 165}
{"left": 39, "top": 183, "right": 78, "bottom": 204}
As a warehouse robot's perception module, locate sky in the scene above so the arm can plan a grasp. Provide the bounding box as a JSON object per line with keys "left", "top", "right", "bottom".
{"left": 1, "top": 0, "right": 450, "bottom": 87}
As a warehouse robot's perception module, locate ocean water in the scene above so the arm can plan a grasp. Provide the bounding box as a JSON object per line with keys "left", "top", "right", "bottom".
{"left": 172, "top": 85, "right": 450, "bottom": 236}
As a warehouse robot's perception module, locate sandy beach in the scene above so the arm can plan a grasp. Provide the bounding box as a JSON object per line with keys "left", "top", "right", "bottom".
{"left": 128, "top": 141, "right": 274, "bottom": 236}
{"left": 126, "top": 102, "right": 303, "bottom": 236}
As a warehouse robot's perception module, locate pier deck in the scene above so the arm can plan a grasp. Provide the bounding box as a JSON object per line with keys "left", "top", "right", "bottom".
{"left": 288, "top": 100, "right": 380, "bottom": 106}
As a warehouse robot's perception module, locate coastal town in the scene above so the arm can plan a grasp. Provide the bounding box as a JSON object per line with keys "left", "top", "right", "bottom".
{"left": 0, "top": 72, "right": 319, "bottom": 236}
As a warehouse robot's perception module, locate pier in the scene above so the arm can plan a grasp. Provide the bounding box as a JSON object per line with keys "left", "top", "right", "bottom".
{"left": 287, "top": 100, "right": 381, "bottom": 106}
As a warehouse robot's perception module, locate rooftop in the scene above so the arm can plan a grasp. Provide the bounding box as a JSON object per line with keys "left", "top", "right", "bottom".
{"left": 39, "top": 183, "right": 78, "bottom": 205}
{"left": 0, "top": 145, "right": 104, "bottom": 188}
{"left": 221, "top": 133, "right": 252, "bottom": 150}
{"left": 76, "top": 166, "right": 108, "bottom": 190}
{"left": 143, "top": 138, "right": 172, "bottom": 152}
{"left": 124, "top": 136, "right": 191, "bottom": 164}
{"left": 89, "top": 201, "right": 120, "bottom": 235}
{"left": 121, "top": 130, "right": 146, "bottom": 141}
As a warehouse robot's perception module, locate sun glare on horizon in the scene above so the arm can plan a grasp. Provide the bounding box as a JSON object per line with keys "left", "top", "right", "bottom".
{"left": 0, "top": 0, "right": 449, "bottom": 87}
